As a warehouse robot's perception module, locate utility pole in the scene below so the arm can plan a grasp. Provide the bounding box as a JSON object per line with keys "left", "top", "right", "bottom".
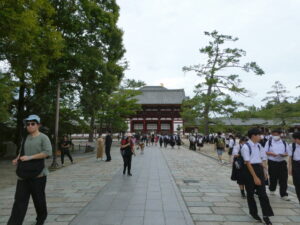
{"left": 51, "top": 80, "right": 76, "bottom": 168}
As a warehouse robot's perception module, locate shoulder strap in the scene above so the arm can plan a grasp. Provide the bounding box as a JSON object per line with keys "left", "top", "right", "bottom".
{"left": 283, "top": 140, "right": 287, "bottom": 153}
{"left": 245, "top": 142, "right": 252, "bottom": 155}
{"left": 20, "top": 135, "right": 28, "bottom": 156}
{"left": 292, "top": 143, "right": 296, "bottom": 159}
{"left": 268, "top": 138, "right": 272, "bottom": 150}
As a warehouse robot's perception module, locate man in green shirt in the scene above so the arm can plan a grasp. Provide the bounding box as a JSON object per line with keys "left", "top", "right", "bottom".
{"left": 8, "top": 115, "right": 52, "bottom": 225}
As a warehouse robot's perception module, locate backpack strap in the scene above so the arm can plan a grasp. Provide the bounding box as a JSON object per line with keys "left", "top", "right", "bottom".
{"left": 20, "top": 135, "right": 28, "bottom": 157}
{"left": 283, "top": 140, "right": 287, "bottom": 153}
{"left": 268, "top": 139, "right": 287, "bottom": 153}
{"left": 268, "top": 138, "right": 272, "bottom": 150}
{"left": 245, "top": 142, "right": 252, "bottom": 155}
{"left": 245, "top": 142, "right": 261, "bottom": 156}
{"left": 292, "top": 143, "right": 296, "bottom": 159}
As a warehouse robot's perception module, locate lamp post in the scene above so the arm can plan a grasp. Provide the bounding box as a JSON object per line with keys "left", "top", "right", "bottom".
{"left": 51, "top": 79, "right": 77, "bottom": 168}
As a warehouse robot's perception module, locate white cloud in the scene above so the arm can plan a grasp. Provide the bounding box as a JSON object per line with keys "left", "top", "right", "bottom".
{"left": 117, "top": 0, "right": 300, "bottom": 106}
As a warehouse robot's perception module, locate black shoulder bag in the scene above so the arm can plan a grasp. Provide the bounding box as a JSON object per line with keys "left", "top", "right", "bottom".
{"left": 16, "top": 135, "right": 45, "bottom": 179}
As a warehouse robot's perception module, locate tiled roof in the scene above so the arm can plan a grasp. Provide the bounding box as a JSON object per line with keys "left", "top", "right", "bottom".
{"left": 136, "top": 86, "right": 185, "bottom": 104}
{"left": 215, "top": 118, "right": 300, "bottom": 126}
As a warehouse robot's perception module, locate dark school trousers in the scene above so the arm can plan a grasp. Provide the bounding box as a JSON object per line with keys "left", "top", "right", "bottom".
{"left": 61, "top": 149, "right": 73, "bottom": 165}
{"left": 244, "top": 164, "right": 274, "bottom": 217}
{"left": 7, "top": 176, "right": 47, "bottom": 225}
{"left": 292, "top": 160, "right": 300, "bottom": 203}
{"left": 105, "top": 144, "right": 112, "bottom": 161}
{"left": 123, "top": 154, "right": 132, "bottom": 174}
{"left": 268, "top": 160, "right": 288, "bottom": 197}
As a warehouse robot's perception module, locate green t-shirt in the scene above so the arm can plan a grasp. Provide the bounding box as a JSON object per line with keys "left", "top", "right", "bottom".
{"left": 23, "top": 132, "right": 52, "bottom": 176}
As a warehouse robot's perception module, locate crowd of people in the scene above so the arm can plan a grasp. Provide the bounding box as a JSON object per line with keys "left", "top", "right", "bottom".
{"left": 215, "top": 128, "right": 299, "bottom": 225}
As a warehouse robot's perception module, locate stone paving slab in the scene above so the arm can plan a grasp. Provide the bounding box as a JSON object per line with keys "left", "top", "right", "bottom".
{"left": 0, "top": 147, "right": 124, "bottom": 225}
{"left": 161, "top": 146, "right": 300, "bottom": 225}
{"left": 70, "top": 146, "right": 194, "bottom": 225}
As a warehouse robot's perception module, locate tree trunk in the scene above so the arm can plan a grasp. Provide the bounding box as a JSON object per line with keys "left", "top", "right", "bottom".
{"left": 88, "top": 114, "right": 95, "bottom": 142}
{"left": 203, "top": 84, "right": 213, "bottom": 136}
{"left": 15, "top": 80, "right": 26, "bottom": 155}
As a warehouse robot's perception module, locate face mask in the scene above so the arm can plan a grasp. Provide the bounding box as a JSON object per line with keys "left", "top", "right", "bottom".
{"left": 272, "top": 136, "right": 281, "bottom": 141}
{"left": 260, "top": 135, "right": 264, "bottom": 139}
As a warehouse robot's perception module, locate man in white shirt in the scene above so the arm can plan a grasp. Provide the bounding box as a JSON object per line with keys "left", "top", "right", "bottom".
{"left": 288, "top": 132, "right": 300, "bottom": 204}
{"left": 241, "top": 128, "right": 273, "bottom": 225}
{"left": 265, "top": 129, "right": 289, "bottom": 200}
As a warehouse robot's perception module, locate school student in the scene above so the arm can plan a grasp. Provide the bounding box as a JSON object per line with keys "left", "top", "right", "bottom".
{"left": 288, "top": 132, "right": 300, "bottom": 204}
{"left": 228, "top": 135, "right": 235, "bottom": 155}
{"left": 231, "top": 137, "right": 247, "bottom": 198}
{"left": 214, "top": 132, "right": 226, "bottom": 163}
{"left": 241, "top": 128, "right": 273, "bottom": 225}
{"left": 264, "top": 129, "right": 289, "bottom": 201}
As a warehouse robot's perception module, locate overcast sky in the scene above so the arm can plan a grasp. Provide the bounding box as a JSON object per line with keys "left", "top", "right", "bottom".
{"left": 116, "top": 0, "right": 299, "bottom": 107}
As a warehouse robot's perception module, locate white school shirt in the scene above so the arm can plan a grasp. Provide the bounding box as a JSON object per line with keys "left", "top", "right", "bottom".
{"left": 264, "top": 139, "right": 287, "bottom": 162}
{"left": 288, "top": 143, "right": 300, "bottom": 161}
{"left": 241, "top": 140, "right": 267, "bottom": 164}
{"left": 229, "top": 139, "right": 235, "bottom": 148}
{"left": 232, "top": 144, "right": 241, "bottom": 156}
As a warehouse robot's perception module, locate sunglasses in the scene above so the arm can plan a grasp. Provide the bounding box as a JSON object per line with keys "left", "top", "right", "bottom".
{"left": 26, "top": 122, "right": 37, "bottom": 127}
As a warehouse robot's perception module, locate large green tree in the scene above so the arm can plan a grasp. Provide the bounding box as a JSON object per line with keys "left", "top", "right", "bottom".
{"left": 0, "top": 0, "right": 63, "bottom": 146}
{"left": 182, "top": 30, "right": 264, "bottom": 135}
{"left": 76, "top": 0, "right": 126, "bottom": 142}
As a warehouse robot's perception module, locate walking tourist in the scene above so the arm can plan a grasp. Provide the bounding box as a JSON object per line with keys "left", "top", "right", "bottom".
{"left": 96, "top": 134, "right": 104, "bottom": 161}
{"left": 120, "top": 133, "right": 135, "bottom": 176}
{"left": 159, "top": 135, "right": 163, "bottom": 147}
{"left": 241, "top": 128, "right": 274, "bottom": 225}
{"left": 215, "top": 132, "right": 226, "bottom": 163}
{"left": 163, "top": 134, "right": 169, "bottom": 148}
{"left": 228, "top": 135, "right": 235, "bottom": 155}
{"left": 231, "top": 136, "right": 247, "bottom": 199}
{"left": 60, "top": 135, "right": 73, "bottom": 166}
{"left": 155, "top": 135, "right": 159, "bottom": 146}
{"left": 151, "top": 134, "right": 155, "bottom": 145}
{"left": 105, "top": 131, "right": 112, "bottom": 162}
{"left": 170, "top": 134, "right": 176, "bottom": 149}
{"left": 189, "top": 134, "right": 196, "bottom": 150}
{"left": 288, "top": 132, "right": 300, "bottom": 204}
{"left": 265, "top": 129, "right": 290, "bottom": 201}
{"left": 7, "top": 115, "right": 52, "bottom": 225}
{"left": 175, "top": 134, "right": 181, "bottom": 149}
{"left": 196, "top": 135, "right": 203, "bottom": 151}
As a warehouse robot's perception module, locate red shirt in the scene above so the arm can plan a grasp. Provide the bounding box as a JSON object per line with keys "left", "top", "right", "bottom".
{"left": 121, "top": 139, "right": 134, "bottom": 149}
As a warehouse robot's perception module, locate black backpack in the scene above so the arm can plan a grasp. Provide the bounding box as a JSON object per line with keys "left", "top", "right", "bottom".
{"left": 16, "top": 135, "right": 45, "bottom": 179}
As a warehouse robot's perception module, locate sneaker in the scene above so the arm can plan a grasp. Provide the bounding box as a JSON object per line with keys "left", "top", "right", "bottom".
{"left": 250, "top": 214, "right": 262, "bottom": 222}
{"left": 263, "top": 216, "right": 272, "bottom": 225}
{"left": 269, "top": 191, "right": 276, "bottom": 195}
{"left": 281, "top": 196, "right": 290, "bottom": 201}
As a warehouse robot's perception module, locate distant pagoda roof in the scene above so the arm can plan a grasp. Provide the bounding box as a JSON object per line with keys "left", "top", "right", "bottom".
{"left": 136, "top": 86, "right": 186, "bottom": 105}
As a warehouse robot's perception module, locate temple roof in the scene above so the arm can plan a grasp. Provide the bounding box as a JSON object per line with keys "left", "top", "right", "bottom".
{"left": 136, "top": 86, "right": 186, "bottom": 105}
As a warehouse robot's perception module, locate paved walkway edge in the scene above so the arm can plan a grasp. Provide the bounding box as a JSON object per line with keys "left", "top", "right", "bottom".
{"left": 161, "top": 149, "right": 195, "bottom": 225}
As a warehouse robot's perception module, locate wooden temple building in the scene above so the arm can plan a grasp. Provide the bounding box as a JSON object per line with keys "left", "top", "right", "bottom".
{"left": 127, "top": 86, "right": 186, "bottom": 134}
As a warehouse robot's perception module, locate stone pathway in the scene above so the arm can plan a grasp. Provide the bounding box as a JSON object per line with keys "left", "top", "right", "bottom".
{"left": 1, "top": 144, "right": 300, "bottom": 225}
{"left": 70, "top": 146, "right": 194, "bottom": 225}
{"left": 162, "top": 146, "right": 300, "bottom": 225}
{"left": 0, "top": 147, "right": 123, "bottom": 225}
